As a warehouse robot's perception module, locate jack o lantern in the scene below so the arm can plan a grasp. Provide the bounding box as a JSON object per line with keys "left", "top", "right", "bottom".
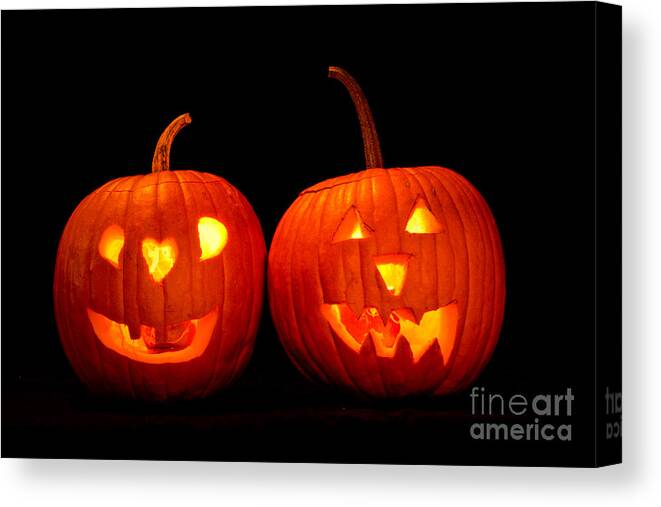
{"left": 54, "top": 114, "right": 266, "bottom": 401}
{"left": 268, "top": 67, "right": 505, "bottom": 398}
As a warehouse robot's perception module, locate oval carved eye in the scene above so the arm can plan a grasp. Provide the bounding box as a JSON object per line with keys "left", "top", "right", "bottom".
{"left": 98, "top": 224, "right": 125, "bottom": 268}
{"left": 405, "top": 196, "right": 443, "bottom": 234}
{"left": 332, "top": 206, "right": 373, "bottom": 243}
{"left": 198, "top": 217, "right": 228, "bottom": 260}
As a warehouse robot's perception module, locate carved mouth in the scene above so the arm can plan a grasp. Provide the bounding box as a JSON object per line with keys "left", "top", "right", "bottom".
{"left": 87, "top": 307, "right": 218, "bottom": 364}
{"left": 321, "top": 302, "right": 458, "bottom": 362}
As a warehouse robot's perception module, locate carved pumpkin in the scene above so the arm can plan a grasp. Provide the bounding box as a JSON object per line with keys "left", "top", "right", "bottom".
{"left": 54, "top": 114, "right": 266, "bottom": 401}
{"left": 268, "top": 67, "right": 505, "bottom": 397}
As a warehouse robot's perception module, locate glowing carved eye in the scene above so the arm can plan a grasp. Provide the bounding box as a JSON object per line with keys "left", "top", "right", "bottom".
{"left": 198, "top": 217, "right": 228, "bottom": 260}
{"left": 405, "top": 196, "right": 443, "bottom": 234}
{"left": 332, "top": 206, "right": 373, "bottom": 243}
{"left": 142, "top": 238, "right": 177, "bottom": 283}
{"left": 98, "top": 224, "right": 125, "bottom": 268}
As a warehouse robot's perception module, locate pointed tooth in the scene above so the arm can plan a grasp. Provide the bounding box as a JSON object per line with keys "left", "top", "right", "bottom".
{"left": 383, "top": 313, "right": 401, "bottom": 347}
{"left": 393, "top": 336, "right": 414, "bottom": 363}
{"left": 359, "top": 332, "right": 377, "bottom": 357}
{"left": 416, "top": 339, "right": 449, "bottom": 395}
{"left": 418, "top": 339, "right": 444, "bottom": 367}
{"left": 362, "top": 307, "right": 384, "bottom": 336}
{"left": 393, "top": 307, "right": 417, "bottom": 323}
{"left": 378, "top": 302, "right": 398, "bottom": 325}
{"left": 347, "top": 300, "right": 364, "bottom": 321}
{"left": 408, "top": 308, "right": 422, "bottom": 325}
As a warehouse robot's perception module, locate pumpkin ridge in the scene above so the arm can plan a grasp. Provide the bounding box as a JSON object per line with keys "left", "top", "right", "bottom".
{"left": 121, "top": 174, "right": 148, "bottom": 399}
{"left": 440, "top": 168, "right": 492, "bottom": 392}
{"left": 444, "top": 169, "right": 504, "bottom": 391}
{"left": 413, "top": 167, "right": 469, "bottom": 391}
{"left": 340, "top": 182, "right": 367, "bottom": 318}
{"left": 315, "top": 188, "right": 361, "bottom": 389}
{"left": 428, "top": 167, "right": 497, "bottom": 394}
{"left": 313, "top": 187, "right": 360, "bottom": 388}
{"left": 111, "top": 178, "right": 140, "bottom": 399}
{"left": 189, "top": 170, "right": 227, "bottom": 397}
{"left": 402, "top": 169, "right": 452, "bottom": 391}
{"left": 214, "top": 178, "right": 247, "bottom": 393}
{"left": 371, "top": 168, "right": 403, "bottom": 317}
{"left": 288, "top": 195, "right": 333, "bottom": 383}
{"left": 398, "top": 170, "right": 435, "bottom": 320}
{"left": 56, "top": 188, "right": 101, "bottom": 390}
{"left": 356, "top": 176, "right": 388, "bottom": 396}
{"left": 166, "top": 171, "right": 196, "bottom": 398}
{"left": 462, "top": 174, "right": 501, "bottom": 390}
{"left": 417, "top": 168, "right": 458, "bottom": 305}
{"left": 155, "top": 172, "right": 168, "bottom": 378}
{"left": 133, "top": 174, "right": 162, "bottom": 397}
{"left": 366, "top": 173, "right": 385, "bottom": 324}
{"left": 384, "top": 167, "right": 404, "bottom": 266}
{"left": 465, "top": 170, "right": 506, "bottom": 378}
{"left": 218, "top": 180, "right": 260, "bottom": 387}
{"left": 87, "top": 177, "right": 126, "bottom": 391}
{"left": 270, "top": 201, "right": 322, "bottom": 382}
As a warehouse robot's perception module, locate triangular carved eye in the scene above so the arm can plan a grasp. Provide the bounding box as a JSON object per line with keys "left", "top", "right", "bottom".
{"left": 332, "top": 206, "right": 373, "bottom": 243}
{"left": 405, "top": 196, "right": 443, "bottom": 234}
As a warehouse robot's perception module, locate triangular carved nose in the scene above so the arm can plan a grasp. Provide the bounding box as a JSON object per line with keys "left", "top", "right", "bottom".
{"left": 142, "top": 238, "right": 177, "bottom": 283}
{"left": 374, "top": 254, "right": 411, "bottom": 296}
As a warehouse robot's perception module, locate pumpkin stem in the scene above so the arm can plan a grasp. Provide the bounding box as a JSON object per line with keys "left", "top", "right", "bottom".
{"left": 152, "top": 113, "right": 192, "bottom": 173}
{"left": 328, "top": 66, "right": 384, "bottom": 169}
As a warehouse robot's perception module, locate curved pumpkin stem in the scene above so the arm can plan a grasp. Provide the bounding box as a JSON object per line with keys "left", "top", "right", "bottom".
{"left": 328, "top": 66, "right": 384, "bottom": 169}
{"left": 152, "top": 113, "right": 192, "bottom": 173}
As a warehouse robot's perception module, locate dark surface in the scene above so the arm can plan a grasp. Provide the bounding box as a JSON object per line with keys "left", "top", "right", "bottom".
{"left": 595, "top": 2, "right": 623, "bottom": 466}
{"left": 1, "top": 3, "right": 621, "bottom": 465}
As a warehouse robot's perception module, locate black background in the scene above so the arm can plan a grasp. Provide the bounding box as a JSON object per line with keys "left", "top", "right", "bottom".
{"left": 2, "top": 3, "right": 613, "bottom": 465}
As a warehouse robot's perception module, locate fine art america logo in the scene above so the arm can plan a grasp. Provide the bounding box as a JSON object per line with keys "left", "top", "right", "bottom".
{"left": 469, "top": 387, "right": 574, "bottom": 442}
{"left": 605, "top": 387, "right": 622, "bottom": 439}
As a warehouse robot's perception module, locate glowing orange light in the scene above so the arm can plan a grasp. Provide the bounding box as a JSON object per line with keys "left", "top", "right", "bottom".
{"left": 405, "top": 196, "right": 443, "bottom": 234}
{"left": 350, "top": 221, "right": 363, "bottom": 239}
{"left": 142, "top": 238, "right": 177, "bottom": 282}
{"left": 321, "top": 302, "right": 458, "bottom": 362}
{"left": 87, "top": 307, "right": 218, "bottom": 364}
{"left": 98, "top": 224, "right": 125, "bottom": 268}
{"left": 374, "top": 254, "right": 410, "bottom": 296}
{"left": 198, "top": 216, "right": 228, "bottom": 260}
{"left": 333, "top": 206, "right": 372, "bottom": 243}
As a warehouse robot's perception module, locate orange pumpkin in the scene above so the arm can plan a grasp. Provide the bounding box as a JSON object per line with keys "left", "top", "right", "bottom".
{"left": 268, "top": 67, "right": 505, "bottom": 397}
{"left": 54, "top": 114, "right": 265, "bottom": 401}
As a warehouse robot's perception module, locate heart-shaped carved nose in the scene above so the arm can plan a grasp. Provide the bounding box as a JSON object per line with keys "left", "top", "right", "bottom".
{"left": 142, "top": 238, "right": 177, "bottom": 282}
{"left": 374, "top": 253, "right": 411, "bottom": 296}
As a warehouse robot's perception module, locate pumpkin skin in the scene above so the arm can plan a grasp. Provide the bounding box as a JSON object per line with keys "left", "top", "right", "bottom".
{"left": 54, "top": 114, "right": 265, "bottom": 401}
{"left": 267, "top": 69, "right": 505, "bottom": 398}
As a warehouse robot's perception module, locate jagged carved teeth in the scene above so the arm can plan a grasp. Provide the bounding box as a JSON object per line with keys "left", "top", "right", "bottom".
{"left": 321, "top": 302, "right": 458, "bottom": 362}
